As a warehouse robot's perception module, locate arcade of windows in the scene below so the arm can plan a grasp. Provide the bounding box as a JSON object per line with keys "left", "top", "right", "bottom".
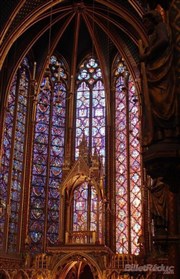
{"left": 0, "top": 54, "right": 142, "bottom": 255}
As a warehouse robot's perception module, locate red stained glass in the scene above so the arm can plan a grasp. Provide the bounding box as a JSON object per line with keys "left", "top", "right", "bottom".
{"left": 115, "top": 57, "right": 142, "bottom": 255}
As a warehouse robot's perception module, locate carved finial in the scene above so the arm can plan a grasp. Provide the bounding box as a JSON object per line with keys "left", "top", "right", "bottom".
{"left": 78, "top": 132, "right": 88, "bottom": 158}
{"left": 93, "top": 146, "right": 98, "bottom": 157}
{"left": 91, "top": 146, "right": 100, "bottom": 168}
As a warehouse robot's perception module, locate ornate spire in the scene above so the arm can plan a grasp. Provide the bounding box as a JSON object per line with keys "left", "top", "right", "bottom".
{"left": 91, "top": 146, "right": 100, "bottom": 168}
{"left": 78, "top": 132, "right": 88, "bottom": 159}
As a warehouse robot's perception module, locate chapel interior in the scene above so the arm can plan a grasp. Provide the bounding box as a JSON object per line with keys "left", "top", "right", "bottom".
{"left": 0, "top": 0, "right": 180, "bottom": 278}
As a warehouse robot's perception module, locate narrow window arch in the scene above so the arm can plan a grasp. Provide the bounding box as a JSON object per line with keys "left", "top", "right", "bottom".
{"left": 72, "top": 182, "right": 102, "bottom": 244}
{"left": 29, "top": 55, "right": 68, "bottom": 252}
{"left": 0, "top": 58, "right": 30, "bottom": 252}
{"left": 73, "top": 183, "right": 89, "bottom": 232}
{"left": 71, "top": 56, "right": 105, "bottom": 245}
{"left": 114, "top": 55, "right": 142, "bottom": 255}
{"left": 75, "top": 57, "right": 106, "bottom": 162}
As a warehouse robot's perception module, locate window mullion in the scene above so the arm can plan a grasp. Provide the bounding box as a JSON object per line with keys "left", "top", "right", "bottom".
{"left": 87, "top": 184, "right": 91, "bottom": 235}
{"left": 89, "top": 84, "right": 93, "bottom": 159}
{"left": 5, "top": 70, "right": 21, "bottom": 252}
{"left": 16, "top": 72, "right": 29, "bottom": 253}
{"left": 125, "top": 73, "right": 131, "bottom": 254}
{"left": 43, "top": 85, "right": 53, "bottom": 251}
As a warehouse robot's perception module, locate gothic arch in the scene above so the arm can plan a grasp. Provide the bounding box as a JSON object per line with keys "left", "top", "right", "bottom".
{"left": 0, "top": 270, "right": 11, "bottom": 279}
{"left": 61, "top": 173, "right": 103, "bottom": 204}
{"left": 31, "top": 271, "right": 49, "bottom": 279}
{"left": 13, "top": 270, "right": 29, "bottom": 279}
{"left": 60, "top": 163, "right": 103, "bottom": 199}
{"left": 52, "top": 252, "right": 103, "bottom": 279}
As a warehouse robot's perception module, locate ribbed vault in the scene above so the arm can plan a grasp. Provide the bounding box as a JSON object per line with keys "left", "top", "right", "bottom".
{"left": 0, "top": 0, "right": 147, "bottom": 90}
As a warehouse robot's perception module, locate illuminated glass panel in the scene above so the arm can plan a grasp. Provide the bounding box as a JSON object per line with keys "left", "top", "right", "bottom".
{"left": 74, "top": 57, "right": 105, "bottom": 243}
{"left": 73, "top": 183, "right": 88, "bottom": 231}
{"left": 73, "top": 183, "right": 102, "bottom": 242}
{"left": 75, "top": 57, "right": 105, "bottom": 160}
{"left": 90, "top": 186, "right": 98, "bottom": 231}
{"left": 115, "top": 57, "right": 142, "bottom": 255}
{"left": 75, "top": 82, "right": 90, "bottom": 158}
{"left": 30, "top": 56, "right": 67, "bottom": 252}
{"left": 92, "top": 80, "right": 106, "bottom": 163}
{"left": 128, "top": 77, "right": 141, "bottom": 255}
{"left": 0, "top": 77, "right": 16, "bottom": 250}
{"left": 0, "top": 58, "right": 29, "bottom": 252}
{"left": 115, "top": 74, "right": 128, "bottom": 254}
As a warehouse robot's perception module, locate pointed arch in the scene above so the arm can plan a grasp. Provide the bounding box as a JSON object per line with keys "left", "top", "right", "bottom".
{"left": 0, "top": 58, "right": 30, "bottom": 253}
{"left": 29, "top": 55, "right": 68, "bottom": 252}
{"left": 75, "top": 56, "right": 106, "bottom": 163}
{"left": 113, "top": 54, "right": 142, "bottom": 255}
{"left": 52, "top": 252, "right": 103, "bottom": 279}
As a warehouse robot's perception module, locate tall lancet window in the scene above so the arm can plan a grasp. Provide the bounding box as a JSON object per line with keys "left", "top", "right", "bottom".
{"left": 114, "top": 56, "right": 142, "bottom": 255}
{"left": 73, "top": 56, "right": 105, "bottom": 244}
{"left": 0, "top": 58, "right": 30, "bottom": 252}
{"left": 75, "top": 57, "right": 106, "bottom": 161}
{"left": 29, "top": 55, "right": 67, "bottom": 252}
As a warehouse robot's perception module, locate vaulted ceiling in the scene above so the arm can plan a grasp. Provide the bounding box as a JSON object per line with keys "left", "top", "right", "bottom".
{"left": 0, "top": 0, "right": 148, "bottom": 94}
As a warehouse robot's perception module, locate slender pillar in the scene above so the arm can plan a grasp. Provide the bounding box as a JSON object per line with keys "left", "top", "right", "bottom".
{"left": 168, "top": 191, "right": 179, "bottom": 279}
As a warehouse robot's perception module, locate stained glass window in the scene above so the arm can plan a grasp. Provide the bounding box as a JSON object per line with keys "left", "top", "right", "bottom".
{"left": 0, "top": 52, "right": 143, "bottom": 256}
{"left": 75, "top": 57, "right": 106, "bottom": 161}
{"left": 29, "top": 55, "right": 67, "bottom": 252}
{"left": 73, "top": 183, "right": 88, "bottom": 231}
{"left": 73, "top": 183, "right": 102, "bottom": 243}
{"left": 115, "top": 56, "right": 142, "bottom": 255}
{"left": 73, "top": 57, "right": 105, "bottom": 244}
{"left": 0, "top": 58, "right": 30, "bottom": 252}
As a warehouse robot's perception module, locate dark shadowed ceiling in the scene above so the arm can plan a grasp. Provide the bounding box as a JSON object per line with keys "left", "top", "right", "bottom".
{"left": 0, "top": 0, "right": 148, "bottom": 91}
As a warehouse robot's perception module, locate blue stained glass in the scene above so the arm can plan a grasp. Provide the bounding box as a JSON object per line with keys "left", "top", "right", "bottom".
{"left": 49, "top": 189, "right": 59, "bottom": 199}
{"left": 49, "top": 211, "right": 59, "bottom": 221}
{"left": 29, "top": 55, "right": 66, "bottom": 250}
{"left": 0, "top": 63, "right": 29, "bottom": 252}
{"left": 76, "top": 59, "right": 105, "bottom": 162}
{"left": 33, "top": 186, "right": 45, "bottom": 197}
{"left": 30, "top": 231, "right": 42, "bottom": 243}
{"left": 49, "top": 179, "right": 59, "bottom": 188}
{"left": 50, "top": 55, "right": 57, "bottom": 64}
{"left": 52, "top": 137, "right": 64, "bottom": 146}
{"left": 35, "top": 123, "right": 49, "bottom": 133}
{"left": 73, "top": 57, "right": 105, "bottom": 242}
{"left": 11, "top": 191, "right": 20, "bottom": 202}
{"left": 34, "top": 133, "right": 48, "bottom": 144}
{"left": 31, "top": 209, "right": 44, "bottom": 219}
